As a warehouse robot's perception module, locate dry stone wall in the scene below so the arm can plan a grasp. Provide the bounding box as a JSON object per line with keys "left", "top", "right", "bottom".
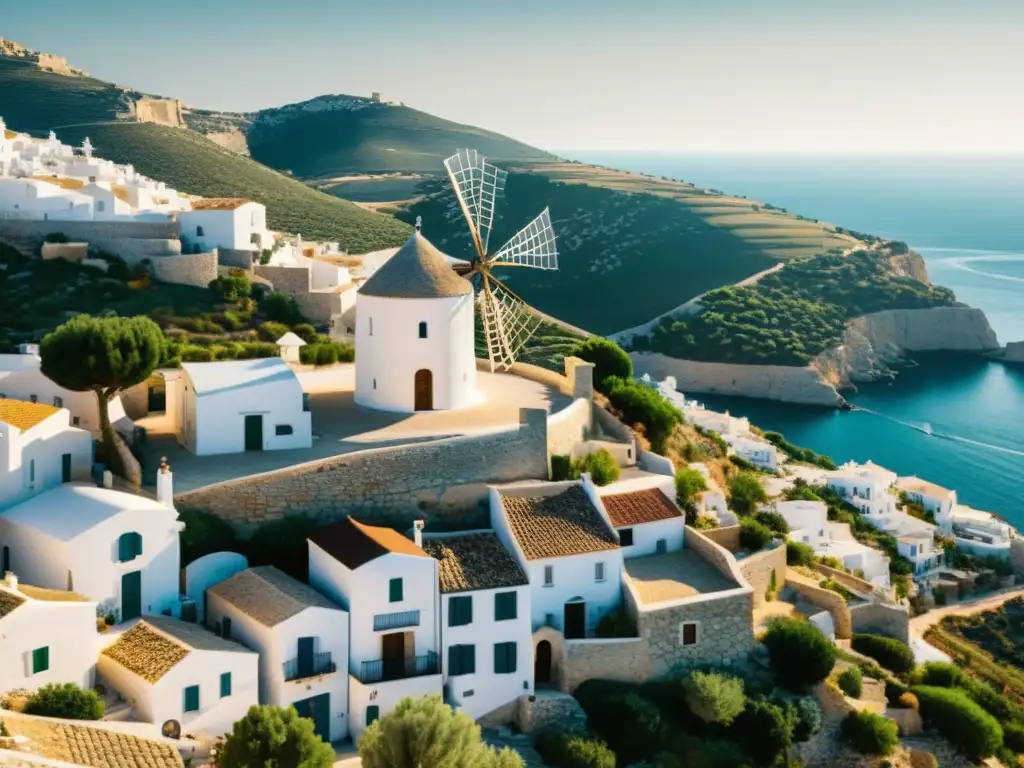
{"left": 701, "top": 524, "right": 741, "bottom": 553}
{"left": 561, "top": 638, "right": 652, "bottom": 694}
{"left": 848, "top": 602, "right": 910, "bottom": 643}
{"left": 150, "top": 250, "right": 217, "bottom": 288}
{"left": 0, "top": 219, "right": 180, "bottom": 263}
{"left": 739, "top": 540, "right": 787, "bottom": 608}
{"left": 785, "top": 572, "right": 853, "bottom": 639}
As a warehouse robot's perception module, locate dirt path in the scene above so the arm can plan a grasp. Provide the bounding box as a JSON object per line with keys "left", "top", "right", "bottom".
{"left": 910, "top": 587, "right": 1024, "bottom": 632}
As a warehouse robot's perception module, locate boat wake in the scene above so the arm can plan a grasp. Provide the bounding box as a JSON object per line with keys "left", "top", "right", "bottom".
{"left": 850, "top": 406, "right": 1024, "bottom": 458}
{"left": 938, "top": 252, "right": 1024, "bottom": 284}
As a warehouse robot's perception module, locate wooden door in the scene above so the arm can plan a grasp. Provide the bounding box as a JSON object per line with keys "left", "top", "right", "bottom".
{"left": 382, "top": 632, "right": 405, "bottom": 680}
{"left": 121, "top": 571, "right": 142, "bottom": 622}
{"left": 294, "top": 693, "right": 330, "bottom": 742}
{"left": 564, "top": 601, "right": 585, "bottom": 640}
{"left": 414, "top": 369, "right": 433, "bottom": 411}
{"left": 534, "top": 640, "right": 552, "bottom": 686}
{"left": 297, "top": 637, "right": 314, "bottom": 678}
{"left": 244, "top": 414, "right": 263, "bottom": 451}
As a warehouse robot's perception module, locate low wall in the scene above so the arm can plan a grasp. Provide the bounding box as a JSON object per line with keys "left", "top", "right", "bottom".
{"left": 848, "top": 602, "right": 910, "bottom": 644}
{"left": 638, "top": 449, "right": 674, "bottom": 476}
{"left": 219, "top": 248, "right": 257, "bottom": 270}
{"left": 785, "top": 572, "right": 853, "bottom": 639}
{"left": 0, "top": 219, "right": 179, "bottom": 260}
{"left": 547, "top": 398, "right": 592, "bottom": 458}
{"left": 571, "top": 439, "right": 635, "bottom": 467}
{"left": 701, "top": 524, "right": 740, "bottom": 553}
{"left": 815, "top": 564, "right": 878, "bottom": 598}
{"left": 740, "top": 540, "right": 787, "bottom": 608}
{"left": 684, "top": 525, "right": 746, "bottom": 585}
{"left": 150, "top": 250, "right": 218, "bottom": 288}
{"left": 594, "top": 405, "right": 636, "bottom": 444}
{"left": 176, "top": 408, "right": 549, "bottom": 529}
{"left": 41, "top": 242, "right": 88, "bottom": 261}
{"left": 562, "top": 637, "right": 653, "bottom": 694}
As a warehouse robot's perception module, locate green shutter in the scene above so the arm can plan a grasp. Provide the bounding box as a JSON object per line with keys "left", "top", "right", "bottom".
{"left": 494, "top": 642, "right": 516, "bottom": 674}
{"left": 448, "top": 644, "right": 476, "bottom": 676}
{"left": 118, "top": 535, "right": 130, "bottom": 562}
{"left": 389, "top": 578, "right": 403, "bottom": 602}
{"left": 495, "top": 592, "right": 517, "bottom": 621}
{"left": 464, "top": 645, "right": 475, "bottom": 675}
{"left": 133, "top": 532, "right": 142, "bottom": 558}
{"left": 448, "top": 645, "right": 460, "bottom": 675}
{"left": 449, "top": 595, "right": 472, "bottom": 627}
{"left": 32, "top": 646, "right": 49, "bottom": 674}
{"left": 220, "top": 672, "right": 231, "bottom": 698}
{"left": 184, "top": 685, "right": 200, "bottom": 712}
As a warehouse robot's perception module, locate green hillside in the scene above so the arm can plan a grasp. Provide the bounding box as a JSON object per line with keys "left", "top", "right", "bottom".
{"left": 246, "top": 98, "right": 555, "bottom": 177}
{"left": 53, "top": 124, "right": 411, "bottom": 252}
{"left": 0, "top": 58, "right": 130, "bottom": 130}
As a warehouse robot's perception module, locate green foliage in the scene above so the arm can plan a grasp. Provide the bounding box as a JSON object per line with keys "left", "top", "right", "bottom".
{"left": 727, "top": 472, "right": 767, "bottom": 515}
{"left": 603, "top": 376, "right": 683, "bottom": 452}
{"left": 299, "top": 341, "right": 355, "bottom": 366}
{"left": 784, "top": 484, "right": 822, "bottom": 502}
{"left": 819, "top": 578, "right": 859, "bottom": 603}
{"left": 178, "top": 508, "right": 240, "bottom": 565}
{"left": 257, "top": 321, "right": 292, "bottom": 342}
{"left": 913, "top": 685, "right": 1004, "bottom": 758}
{"left": 728, "top": 454, "right": 758, "bottom": 473}
{"left": 674, "top": 466, "right": 708, "bottom": 512}
{"left": 692, "top": 514, "right": 719, "bottom": 530}
{"left": 25, "top": 684, "right": 104, "bottom": 721}
{"left": 574, "top": 681, "right": 661, "bottom": 764}
{"left": 791, "top": 697, "right": 822, "bottom": 742}
{"left": 574, "top": 449, "right": 621, "bottom": 486}
{"left": 915, "top": 661, "right": 963, "bottom": 688}
{"left": 762, "top": 432, "right": 836, "bottom": 470}
{"left": 551, "top": 454, "right": 573, "bottom": 482}
{"left": 246, "top": 515, "right": 321, "bottom": 582}
{"left": 570, "top": 338, "right": 632, "bottom": 391}
{"left": 291, "top": 323, "right": 318, "bottom": 344}
{"left": 840, "top": 710, "right": 899, "bottom": 756}
{"left": 43, "top": 232, "right": 70, "bottom": 243}
{"left": 754, "top": 510, "right": 790, "bottom": 535}
{"left": 786, "top": 540, "right": 816, "bottom": 567}
{"left": 1003, "top": 721, "right": 1024, "bottom": 753}
{"left": 739, "top": 517, "right": 773, "bottom": 553}
{"left": 837, "top": 667, "right": 863, "bottom": 698}
{"left": 209, "top": 275, "right": 251, "bottom": 303}
{"left": 217, "top": 704, "right": 334, "bottom": 768}
{"left": 734, "top": 696, "right": 795, "bottom": 767}
{"left": 535, "top": 729, "right": 615, "bottom": 768}
{"left": 682, "top": 670, "right": 746, "bottom": 726}
{"left": 595, "top": 606, "right": 635, "bottom": 639}
{"left": 851, "top": 634, "right": 915, "bottom": 675}
{"left": 958, "top": 675, "right": 1015, "bottom": 723}
{"left": 763, "top": 617, "right": 837, "bottom": 691}
{"left": 262, "top": 292, "right": 304, "bottom": 325}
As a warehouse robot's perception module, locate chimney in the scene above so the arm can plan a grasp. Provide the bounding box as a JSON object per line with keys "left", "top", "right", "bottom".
{"left": 4, "top": 572, "right": 17, "bottom": 591}
{"left": 413, "top": 519, "right": 424, "bottom": 549}
{"left": 156, "top": 457, "right": 173, "bottom": 507}
{"left": 102, "top": 470, "right": 113, "bottom": 489}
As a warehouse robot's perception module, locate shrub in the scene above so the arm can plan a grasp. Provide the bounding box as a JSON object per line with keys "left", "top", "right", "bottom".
{"left": 729, "top": 455, "right": 758, "bottom": 472}
{"left": 1003, "top": 721, "right": 1024, "bottom": 753}
{"left": 257, "top": 320, "right": 291, "bottom": 342}
{"left": 915, "top": 661, "right": 963, "bottom": 688}
{"left": 792, "top": 697, "right": 822, "bottom": 742}
{"left": 575, "top": 683, "right": 661, "bottom": 764}
{"left": 933, "top": 586, "right": 947, "bottom": 606}
{"left": 727, "top": 472, "right": 767, "bottom": 515}
{"left": 535, "top": 729, "right": 615, "bottom": 768}
{"left": 574, "top": 449, "right": 620, "bottom": 486}
{"left": 300, "top": 341, "right": 355, "bottom": 366}
{"left": 735, "top": 696, "right": 795, "bottom": 767}
{"left": 603, "top": 376, "right": 682, "bottom": 453}
{"left": 246, "top": 515, "right": 321, "bottom": 582}
{"left": 208, "top": 274, "right": 250, "bottom": 303}
{"left": 683, "top": 670, "right": 746, "bottom": 725}
{"left": 673, "top": 466, "right": 707, "bottom": 512}
{"left": 884, "top": 677, "right": 910, "bottom": 703}
{"left": 291, "top": 323, "right": 318, "bottom": 343}
{"left": 754, "top": 510, "right": 790, "bottom": 535}
{"left": 178, "top": 508, "right": 239, "bottom": 565}
{"left": 571, "top": 338, "right": 632, "bottom": 391}
{"left": 763, "top": 617, "right": 836, "bottom": 691}
{"left": 914, "top": 685, "right": 1004, "bottom": 758}
{"left": 908, "top": 750, "right": 939, "bottom": 768}
{"left": 692, "top": 514, "right": 719, "bottom": 530}
{"left": 25, "top": 684, "right": 103, "bottom": 720}
{"left": 840, "top": 710, "right": 899, "bottom": 755}
{"left": 851, "top": 634, "right": 915, "bottom": 675}
{"left": 837, "top": 667, "right": 863, "bottom": 698}
{"left": 897, "top": 692, "right": 919, "bottom": 710}
{"left": 219, "top": 704, "right": 333, "bottom": 767}
{"left": 551, "top": 454, "right": 573, "bottom": 481}
{"left": 959, "top": 675, "right": 1015, "bottom": 722}
{"left": 739, "top": 517, "right": 773, "bottom": 552}
{"left": 786, "top": 540, "right": 816, "bottom": 567}
{"left": 262, "top": 291, "right": 303, "bottom": 324}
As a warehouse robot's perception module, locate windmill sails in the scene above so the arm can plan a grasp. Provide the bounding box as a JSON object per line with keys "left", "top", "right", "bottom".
{"left": 443, "top": 149, "right": 508, "bottom": 257}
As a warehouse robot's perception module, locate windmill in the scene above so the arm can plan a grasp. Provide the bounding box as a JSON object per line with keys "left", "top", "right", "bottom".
{"left": 443, "top": 149, "right": 559, "bottom": 372}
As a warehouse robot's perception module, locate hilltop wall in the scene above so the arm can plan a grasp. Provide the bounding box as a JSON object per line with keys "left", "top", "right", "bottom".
{"left": 0, "top": 219, "right": 178, "bottom": 259}
{"left": 134, "top": 97, "right": 185, "bottom": 128}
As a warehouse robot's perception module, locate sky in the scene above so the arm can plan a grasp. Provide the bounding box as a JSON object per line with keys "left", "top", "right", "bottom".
{"left": 4, "top": 0, "right": 1023, "bottom": 153}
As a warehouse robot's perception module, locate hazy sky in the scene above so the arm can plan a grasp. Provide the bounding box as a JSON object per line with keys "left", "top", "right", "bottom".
{"left": 5, "top": 0, "right": 1023, "bottom": 152}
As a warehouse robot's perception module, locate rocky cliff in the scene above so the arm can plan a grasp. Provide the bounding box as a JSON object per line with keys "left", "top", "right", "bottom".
{"left": 992, "top": 341, "right": 1024, "bottom": 365}
{"left": 888, "top": 250, "right": 931, "bottom": 283}
{"left": 0, "top": 37, "right": 88, "bottom": 76}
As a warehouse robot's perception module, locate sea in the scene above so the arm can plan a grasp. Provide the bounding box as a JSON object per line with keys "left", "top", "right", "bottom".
{"left": 565, "top": 152, "right": 1024, "bottom": 527}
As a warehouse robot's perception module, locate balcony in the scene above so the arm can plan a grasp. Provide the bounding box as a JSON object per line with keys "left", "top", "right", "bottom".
{"left": 358, "top": 651, "right": 438, "bottom": 684}
{"left": 373, "top": 610, "right": 420, "bottom": 632}
{"left": 282, "top": 652, "right": 336, "bottom": 682}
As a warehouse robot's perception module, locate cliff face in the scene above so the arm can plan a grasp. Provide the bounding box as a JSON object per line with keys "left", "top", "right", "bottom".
{"left": 888, "top": 250, "right": 930, "bottom": 283}
{"left": 994, "top": 341, "right": 1024, "bottom": 364}
{"left": 817, "top": 306, "right": 1001, "bottom": 384}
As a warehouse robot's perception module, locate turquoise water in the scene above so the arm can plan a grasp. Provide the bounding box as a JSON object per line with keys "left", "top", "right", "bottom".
{"left": 566, "top": 152, "right": 1024, "bottom": 524}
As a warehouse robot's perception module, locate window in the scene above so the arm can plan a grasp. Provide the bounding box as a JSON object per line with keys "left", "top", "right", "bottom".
{"left": 183, "top": 685, "right": 200, "bottom": 713}
{"left": 448, "top": 644, "right": 476, "bottom": 676}
{"left": 117, "top": 532, "right": 143, "bottom": 563}
{"left": 543, "top": 565, "right": 554, "bottom": 587}
{"left": 494, "top": 591, "right": 517, "bottom": 621}
{"left": 448, "top": 595, "right": 473, "bottom": 627}
{"left": 72, "top": 416, "right": 80, "bottom": 426}
{"left": 196, "top": 225, "right": 204, "bottom": 237}
{"left": 594, "top": 562, "right": 605, "bottom": 583}
{"left": 96, "top": 200, "right": 105, "bottom": 212}
{"left": 619, "top": 528, "right": 634, "bottom": 547}
{"left": 389, "top": 578, "right": 403, "bottom": 603}
{"left": 32, "top": 646, "right": 49, "bottom": 674}
{"left": 29, "top": 459, "right": 35, "bottom": 484}
{"left": 366, "top": 705, "right": 380, "bottom": 726}
{"left": 275, "top": 424, "right": 293, "bottom": 436}
{"left": 369, "top": 317, "right": 373, "bottom": 336}
{"left": 220, "top": 672, "right": 232, "bottom": 698}
{"left": 302, "top": 393, "right": 310, "bottom": 412}
{"left": 53, "top": 396, "right": 63, "bottom": 408}
{"left": 221, "top": 617, "right": 232, "bottom": 640}
{"left": 494, "top": 642, "right": 517, "bottom": 674}
{"left": 29, "top": 394, "right": 37, "bottom": 404}
{"left": 62, "top": 453, "right": 72, "bottom": 483}
{"left": 373, "top": 378, "right": 377, "bottom": 390}
{"left": 655, "top": 539, "right": 667, "bottom": 555}
{"left": 418, "top": 321, "right": 428, "bottom": 339}
{"left": 1, "top": 546, "right": 9, "bottom": 574}
{"left": 679, "top": 622, "right": 699, "bottom": 647}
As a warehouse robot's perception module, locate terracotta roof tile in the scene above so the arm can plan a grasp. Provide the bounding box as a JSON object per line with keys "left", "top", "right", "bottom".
{"left": 422, "top": 533, "right": 528, "bottom": 593}
{"left": 0, "top": 398, "right": 61, "bottom": 431}
{"left": 359, "top": 232, "right": 472, "bottom": 299}
{"left": 208, "top": 566, "right": 340, "bottom": 627}
{"left": 189, "top": 197, "right": 252, "bottom": 211}
{"left": 310, "top": 517, "right": 428, "bottom": 570}
{"left": 29, "top": 175, "right": 85, "bottom": 190}
{"left": 0, "top": 589, "right": 26, "bottom": 618}
{"left": 499, "top": 485, "right": 619, "bottom": 560}
{"left": 602, "top": 488, "right": 682, "bottom": 528}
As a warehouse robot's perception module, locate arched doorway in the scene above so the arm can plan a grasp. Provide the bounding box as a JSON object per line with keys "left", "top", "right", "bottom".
{"left": 535, "top": 640, "right": 552, "bottom": 686}
{"left": 414, "top": 369, "right": 433, "bottom": 411}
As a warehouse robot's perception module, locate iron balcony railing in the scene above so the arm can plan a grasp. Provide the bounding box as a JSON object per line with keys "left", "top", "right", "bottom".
{"left": 359, "top": 651, "right": 438, "bottom": 684}
{"left": 372, "top": 609, "right": 420, "bottom": 632}
{"left": 282, "top": 652, "right": 335, "bottom": 682}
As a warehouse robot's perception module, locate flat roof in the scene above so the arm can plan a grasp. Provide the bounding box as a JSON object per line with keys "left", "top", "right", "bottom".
{"left": 624, "top": 549, "right": 738, "bottom": 605}
{"left": 896, "top": 476, "right": 955, "bottom": 501}
{"left": 182, "top": 357, "right": 298, "bottom": 396}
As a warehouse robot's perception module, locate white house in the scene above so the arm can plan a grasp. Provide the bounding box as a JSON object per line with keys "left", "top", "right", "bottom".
{"left": 896, "top": 529, "right": 943, "bottom": 578}
{"left": 0, "top": 572, "right": 98, "bottom": 695}
{"left": 826, "top": 461, "right": 899, "bottom": 521}
{"left": 0, "top": 345, "right": 132, "bottom": 436}
{"left": 687, "top": 463, "right": 729, "bottom": 520}
{"left": 896, "top": 477, "right": 1011, "bottom": 558}
{"left": 597, "top": 475, "right": 685, "bottom": 559}
{"left": 723, "top": 434, "right": 778, "bottom": 471}
{"left": 491, "top": 481, "right": 623, "bottom": 639}
{"left": 308, "top": 517, "right": 442, "bottom": 741}
{"left": 179, "top": 198, "right": 270, "bottom": 252}
{"left": 177, "top": 358, "right": 312, "bottom": 456}
{"left": 0, "top": 482, "right": 184, "bottom": 622}
{"left": 206, "top": 566, "right": 350, "bottom": 742}
{"left": 354, "top": 232, "right": 480, "bottom": 413}
{"left": 895, "top": 477, "right": 957, "bottom": 521}
{"left": 0, "top": 398, "right": 92, "bottom": 512}
{"left": 421, "top": 532, "right": 532, "bottom": 721}
{"left": 99, "top": 616, "right": 258, "bottom": 739}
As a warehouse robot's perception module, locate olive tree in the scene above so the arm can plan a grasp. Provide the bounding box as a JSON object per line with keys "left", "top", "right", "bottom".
{"left": 216, "top": 705, "right": 333, "bottom": 768}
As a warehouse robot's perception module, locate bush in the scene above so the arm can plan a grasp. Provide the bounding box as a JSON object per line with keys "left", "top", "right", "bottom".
{"left": 299, "top": 341, "right": 355, "bottom": 366}
{"left": 959, "top": 675, "right": 1015, "bottom": 722}
{"left": 735, "top": 696, "right": 795, "bottom": 767}
{"left": 1003, "top": 721, "right": 1024, "bottom": 753}
{"left": 574, "top": 449, "right": 620, "bottom": 486}
{"left": 897, "top": 692, "right": 919, "bottom": 710}
{"left": 208, "top": 274, "right": 250, "bottom": 303}
{"left": 729, "top": 455, "right": 758, "bottom": 472}
{"left": 739, "top": 517, "right": 773, "bottom": 552}
{"left": 219, "top": 704, "right": 333, "bottom": 767}
{"left": 257, "top": 320, "right": 291, "bottom": 342}
{"left": 603, "top": 376, "right": 682, "bottom": 453}
{"left": 25, "top": 684, "right": 103, "bottom": 720}
{"left": 763, "top": 617, "right": 837, "bottom": 690}
{"left": 727, "top": 472, "right": 767, "bottom": 515}
{"left": 291, "top": 323, "right": 318, "bottom": 343}
{"left": 915, "top": 661, "right": 963, "bottom": 688}
{"left": 262, "top": 291, "right": 303, "bottom": 324}
{"left": 884, "top": 677, "right": 910, "bottom": 703}
{"left": 838, "top": 667, "right": 863, "bottom": 698}
{"left": 851, "top": 634, "right": 915, "bottom": 675}
{"left": 683, "top": 670, "right": 746, "bottom": 725}
{"left": 933, "top": 586, "right": 947, "bottom": 606}
{"left": 792, "top": 697, "right": 822, "bottom": 742}
{"left": 754, "top": 510, "right": 790, "bottom": 535}
{"left": 178, "top": 507, "right": 239, "bottom": 565}
{"left": 786, "top": 540, "right": 816, "bottom": 567}
{"left": 692, "top": 514, "right": 719, "bottom": 530}
{"left": 246, "top": 515, "right": 321, "bottom": 582}
{"left": 551, "top": 454, "right": 573, "bottom": 481}
{"left": 673, "top": 466, "right": 707, "bottom": 512}
{"left": 840, "top": 710, "right": 899, "bottom": 756}
{"left": 571, "top": 338, "right": 632, "bottom": 391}
{"left": 574, "top": 683, "right": 661, "bottom": 764}
{"left": 535, "top": 729, "right": 615, "bottom": 768}
{"left": 914, "top": 685, "right": 1004, "bottom": 758}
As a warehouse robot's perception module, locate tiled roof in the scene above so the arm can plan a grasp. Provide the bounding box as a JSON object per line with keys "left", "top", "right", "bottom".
{"left": 0, "top": 398, "right": 60, "bottom": 431}
{"left": 208, "top": 566, "right": 340, "bottom": 627}
{"left": 0, "top": 589, "right": 26, "bottom": 618}
{"left": 310, "top": 517, "right": 428, "bottom": 570}
{"left": 601, "top": 488, "right": 682, "bottom": 528}
{"left": 359, "top": 232, "right": 472, "bottom": 299}
{"left": 29, "top": 175, "right": 85, "bottom": 190}
{"left": 4, "top": 716, "right": 184, "bottom": 768}
{"left": 189, "top": 197, "right": 251, "bottom": 211}
{"left": 422, "top": 533, "right": 528, "bottom": 593}
{"left": 498, "top": 485, "right": 619, "bottom": 560}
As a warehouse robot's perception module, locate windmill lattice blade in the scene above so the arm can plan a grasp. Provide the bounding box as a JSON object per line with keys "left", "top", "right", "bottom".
{"left": 443, "top": 149, "right": 507, "bottom": 256}
{"left": 488, "top": 208, "right": 558, "bottom": 270}
{"left": 479, "top": 275, "right": 543, "bottom": 371}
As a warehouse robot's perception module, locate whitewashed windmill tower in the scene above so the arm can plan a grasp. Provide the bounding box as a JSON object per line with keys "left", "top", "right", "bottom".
{"left": 354, "top": 149, "right": 558, "bottom": 413}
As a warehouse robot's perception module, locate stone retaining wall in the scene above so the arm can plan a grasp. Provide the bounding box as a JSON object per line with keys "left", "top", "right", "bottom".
{"left": 848, "top": 602, "right": 910, "bottom": 643}
{"left": 548, "top": 399, "right": 593, "bottom": 458}
{"left": 785, "top": 572, "right": 853, "bottom": 639}
{"left": 175, "top": 408, "right": 549, "bottom": 529}
{"left": 815, "top": 563, "right": 878, "bottom": 598}
{"left": 218, "top": 248, "right": 257, "bottom": 270}
{"left": 684, "top": 525, "right": 745, "bottom": 584}
{"left": 0, "top": 219, "right": 179, "bottom": 260}
{"left": 701, "top": 524, "right": 741, "bottom": 553}
{"left": 740, "top": 540, "right": 787, "bottom": 608}
{"left": 517, "top": 691, "right": 587, "bottom": 735}
{"left": 150, "top": 250, "right": 218, "bottom": 288}
{"left": 562, "top": 637, "right": 652, "bottom": 694}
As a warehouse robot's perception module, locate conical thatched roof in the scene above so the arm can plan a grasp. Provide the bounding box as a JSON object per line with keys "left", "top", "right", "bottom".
{"left": 358, "top": 232, "right": 473, "bottom": 299}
